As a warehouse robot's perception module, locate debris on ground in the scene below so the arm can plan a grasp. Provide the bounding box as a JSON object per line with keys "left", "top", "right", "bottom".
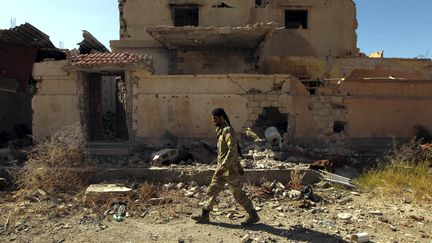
{"left": 85, "top": 184, "right": 132, "bottom": 202}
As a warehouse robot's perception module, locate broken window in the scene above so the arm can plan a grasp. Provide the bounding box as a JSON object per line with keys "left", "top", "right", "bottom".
{"left": 301, "top": 80, "right": 323, "bottom": 95}
{"left": 173, "top": 5, "right": 199, "bottom": 27}
{"left": 285, "top": 10, "right": 308, "bottom": 29}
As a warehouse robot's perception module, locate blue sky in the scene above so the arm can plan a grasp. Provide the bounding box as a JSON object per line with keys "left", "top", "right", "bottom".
{"left": 1, "top": 0, "right": 431, "bottom": 58}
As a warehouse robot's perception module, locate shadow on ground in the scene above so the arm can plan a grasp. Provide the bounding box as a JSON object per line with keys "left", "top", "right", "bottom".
{"left": 208, "top": 222, "right": 348, "bottom": 243}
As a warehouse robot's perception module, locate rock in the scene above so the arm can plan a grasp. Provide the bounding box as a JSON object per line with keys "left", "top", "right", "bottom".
{"left": 337, "top": 213, "right": 352, "bottom": 220}
{"left": 389, "top": 225, "right": 398, "bottom": 231}
{"left": 253, "top": 153, "right": 265, "bottom": 161}
{"left": 151, "top": 148, "right": 179, "bottom": 166}
{"left": 351, "top": 192, "right": 360, "bottom": 196}
{"left": 240, "top": 234, "right": 251, "bottom": 243}
{"left": 176, "top": 182, "right": 185, "bottom": 190}
{"left": 287, "top": 189, "right": 302, "bottom": 199}
{"left": 368, "top": 210, "right": 383, "bottom": 216}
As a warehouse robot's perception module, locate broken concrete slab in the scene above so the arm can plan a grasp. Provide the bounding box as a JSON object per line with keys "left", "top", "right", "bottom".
{"left": 151, "top": 148, "right": 179, "bottom": 167}
{"left": 85, "top": 184, "right": 132, "bottom": 202}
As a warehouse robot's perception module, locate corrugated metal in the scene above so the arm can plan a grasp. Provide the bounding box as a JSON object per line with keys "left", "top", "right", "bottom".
{"left": 0, "top": 23, "right": 55, "bottom": 48}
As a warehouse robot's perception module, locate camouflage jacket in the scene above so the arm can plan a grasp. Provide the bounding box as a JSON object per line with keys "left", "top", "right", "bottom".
{"left": 216, "top": 122, "right": 240, "bottom": 176}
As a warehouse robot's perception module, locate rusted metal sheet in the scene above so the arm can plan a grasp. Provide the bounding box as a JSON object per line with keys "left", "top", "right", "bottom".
{"left": 0, "top": 43, "right": 38, "bottom": 93}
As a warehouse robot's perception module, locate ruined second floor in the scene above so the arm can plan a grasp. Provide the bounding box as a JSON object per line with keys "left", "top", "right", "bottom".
{"left": 112, "top": 0, "right": 358, "bottom": 74}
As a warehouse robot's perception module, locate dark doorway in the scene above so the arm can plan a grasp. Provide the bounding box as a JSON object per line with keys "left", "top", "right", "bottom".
{"left": 88, "top": 73, "right": 129, "bottom": 141}
{"left": 285, "top": 10, "right": 308, "bottom": 29}
{"left": 173, "top": 5, "right": 199, "bottom": 27}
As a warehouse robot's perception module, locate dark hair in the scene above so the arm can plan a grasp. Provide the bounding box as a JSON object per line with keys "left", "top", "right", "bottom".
{"left": 212, "top": 108, "right": 242, "bottom": 158}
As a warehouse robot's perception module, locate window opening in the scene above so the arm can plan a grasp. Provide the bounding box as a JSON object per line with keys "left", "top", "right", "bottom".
{"left": 173, "top": 5, "right": 199, "bottom": 27}
{"left": 285, "top": 10, "right": 308, "bottom": 29}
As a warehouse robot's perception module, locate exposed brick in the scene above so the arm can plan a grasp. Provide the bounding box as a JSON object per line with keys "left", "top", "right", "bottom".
{"left": 247, "top": 101, "right": 260, "bottom": 108}
{"left": 266, "top": 94, "right": 279, "bottom": 101}
{"left": 272, "top": 101, "right": 280, "bottom": 107}
{"left": 331, "top": 96, "right": 343, "bottom": 103}
{"left": 260, "top": 101, "right": 272, "bottom": 107}
{"left": 253, "top": 94, "right": 266, "bottom": 101}
{"left": 253, "top": 107, "right": 262, "bottom": 114}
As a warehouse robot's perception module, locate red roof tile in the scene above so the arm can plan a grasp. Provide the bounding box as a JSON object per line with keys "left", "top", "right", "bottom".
{"left": 68, "top": 52, "right": 152, "bottom": 68}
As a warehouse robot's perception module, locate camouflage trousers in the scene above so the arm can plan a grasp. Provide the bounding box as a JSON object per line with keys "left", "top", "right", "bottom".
{"left": 202, "top": 173, "right": 253, "bottom": 212}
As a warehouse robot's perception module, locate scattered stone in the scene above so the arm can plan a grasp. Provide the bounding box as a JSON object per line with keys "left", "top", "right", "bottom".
{"left": 337, "top": 213, "right": 352, "bottom": 220}
{"left": 151, "top": 148, "right": 179, "bottom": 167}
{"left": 409, "top": 214, "right": 424, "bottom": 222}
{"left": 287, "top": 189, "right": 301, "bottom": 199}
{"left": 240, "top": 234, "right": 251, "bottom": 243}
{"left": 389, "top": 225, "right": 398, "bottom": 231}
{"left": 368, "top": 210, "right": 383, "bottom": 216}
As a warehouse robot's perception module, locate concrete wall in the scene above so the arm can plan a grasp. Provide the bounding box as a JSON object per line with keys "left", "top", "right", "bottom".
{"left": 130, "top": 73, "right": 294, "bottom": 144}
{"left": 32, "top": 61, "right": 81, "bottom": 140}
{"left": 112, "top": 0, "right": 358, "bottom": 74}
{"left": 31, "top": 60, "right": 432, "bottom": 151}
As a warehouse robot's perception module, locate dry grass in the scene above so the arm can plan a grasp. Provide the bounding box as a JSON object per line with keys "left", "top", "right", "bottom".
{"left": 16, "top": 124, "right": 90, "bottom": 195}
{"left": 288, "top": 169, "right": 307, "bottom": 190}
{"left": 355, "top": 139, "right": 432, "bottom": 203}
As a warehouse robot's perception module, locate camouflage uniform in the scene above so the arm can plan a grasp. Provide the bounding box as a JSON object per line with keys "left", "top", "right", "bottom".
{"left": 202, "top": 122, "right": 253, "bottom": 212}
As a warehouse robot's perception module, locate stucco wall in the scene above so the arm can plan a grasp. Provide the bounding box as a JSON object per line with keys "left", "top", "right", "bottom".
{"left": 341, "top": 80, "right": 432, "bottom": 138}
{"left": 32, "top": 61, "right": 81, "bottom": 140}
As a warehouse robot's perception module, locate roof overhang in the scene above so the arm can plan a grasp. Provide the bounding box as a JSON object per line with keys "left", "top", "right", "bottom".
{"left": 147, "top": 23, "right": 276, "bottom": 50}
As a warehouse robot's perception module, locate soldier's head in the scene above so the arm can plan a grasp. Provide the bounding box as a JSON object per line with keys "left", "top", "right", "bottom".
{"left": 212, "top": 108, "right": 227, "bottom": 127}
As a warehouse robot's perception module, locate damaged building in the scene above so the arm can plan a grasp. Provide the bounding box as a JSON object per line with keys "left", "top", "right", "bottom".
{"left": 0, "top": 23, "right": 65, "bottom": 146}
{"left": 32, "top": 0, "right": 432, "bottom": 155}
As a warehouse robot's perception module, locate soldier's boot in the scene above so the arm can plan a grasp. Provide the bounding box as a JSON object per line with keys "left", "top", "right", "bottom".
{"left": 191, "top": 209, "right": 210, "bottom": 223}
{"left": 241, "top": 208, "right": 260, "bottom": 226}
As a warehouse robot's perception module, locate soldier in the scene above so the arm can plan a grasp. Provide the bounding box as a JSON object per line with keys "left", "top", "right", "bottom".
{"left": 192, "top": 108, "right": 260, "bottom": 226}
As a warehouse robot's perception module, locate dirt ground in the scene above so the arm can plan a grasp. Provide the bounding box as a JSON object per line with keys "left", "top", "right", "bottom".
{"left": 1, "top": 180, "right": 431, "bottom": 243}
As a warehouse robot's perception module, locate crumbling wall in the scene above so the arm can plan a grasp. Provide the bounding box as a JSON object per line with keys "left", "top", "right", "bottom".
{"left": 260, "top": 56, "right": 432, "bottom": 80}
{"left": 32, "top": 61, "right": 81, "bottom": 140}
{"left": 130, "top": 73, "right": 295, "bottom": 145}
{"left": 290, "top": 75, "right": 432, "bottom": 150}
